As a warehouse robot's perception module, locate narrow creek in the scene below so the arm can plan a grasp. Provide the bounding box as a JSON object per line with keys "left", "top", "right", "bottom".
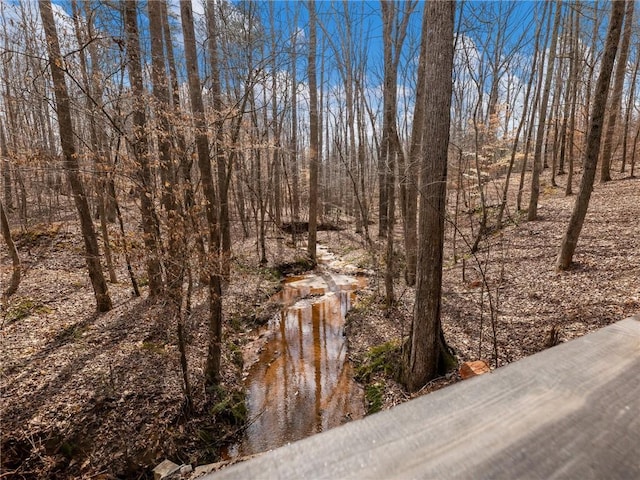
{"left": 227, "top": 245, "right": 366, "bottom": 457}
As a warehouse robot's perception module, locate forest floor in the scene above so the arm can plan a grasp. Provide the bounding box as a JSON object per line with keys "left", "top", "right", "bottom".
{"left": 1, "top": 170, "right": 639, "bottom": 479}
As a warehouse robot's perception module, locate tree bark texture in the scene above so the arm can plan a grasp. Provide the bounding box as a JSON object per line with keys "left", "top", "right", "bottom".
{"left": 38, "top": 0, "right": 112, "bottom": 312}
{"left": 404, "top": 3, "right": 429, "bottom": 286}
{"left": 123, "top": 0, "right": 164, "bottom": 297}
{"left": 600, "top": 0, "right": 634, "bottom": 183}
{"left": 0, "top": 198, "right": 20, "bottom": 297}
{"left": 557, "top": 0, "right": 625, "bottom": 270}
{"left": 528, "top": 0, "right": 562, "bottom": 221}
{"left": 307, "top": 0, "right": 319, "bottom": 262}
{"left": 206, "top": 2, "right": 231, "bottom": 276}
{"left": 149, "top": 0, "right": 190, "bottom": 402}
{"left": 180, "top": 0, "right": 223, "bottom": 386}
{"left": 406, "top": 0, "right": 455, "bottom": 392}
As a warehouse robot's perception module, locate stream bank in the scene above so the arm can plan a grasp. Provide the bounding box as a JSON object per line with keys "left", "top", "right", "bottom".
{"left": 227, "top": 245, "right": 368, "bottom": 457}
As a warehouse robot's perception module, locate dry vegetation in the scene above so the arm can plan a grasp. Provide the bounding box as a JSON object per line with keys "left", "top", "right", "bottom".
{"left": 346, "top": 170, "right": 640, "bottom": 411}
{"left": 1, "top": 171, "right": 639, "bottom": 479}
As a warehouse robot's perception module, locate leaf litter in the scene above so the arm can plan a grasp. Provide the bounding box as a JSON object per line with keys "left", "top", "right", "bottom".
{"left": 1, "top": 172, "right": 639, "bottom": 478}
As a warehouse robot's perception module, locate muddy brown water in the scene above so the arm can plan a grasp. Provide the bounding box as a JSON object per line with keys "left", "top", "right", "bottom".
{"left": 226, "top": 246, "right": 366, "bottom": 458}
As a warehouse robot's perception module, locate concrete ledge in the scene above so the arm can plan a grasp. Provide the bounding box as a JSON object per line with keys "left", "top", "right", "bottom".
{"left": 205, "top": 316, "right": 640, "bottom": 479}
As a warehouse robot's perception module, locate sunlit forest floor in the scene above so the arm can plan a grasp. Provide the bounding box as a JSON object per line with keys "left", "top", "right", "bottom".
{"left": 2, "top": 169, "right": 639, "bottom": 478}
{"left": 348, "top": 170, "right": 640, "bottom": 411}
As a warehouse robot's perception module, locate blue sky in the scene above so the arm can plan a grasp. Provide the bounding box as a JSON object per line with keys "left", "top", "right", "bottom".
{"left": 0, "top": 0, "right": 614, "bottom": 142}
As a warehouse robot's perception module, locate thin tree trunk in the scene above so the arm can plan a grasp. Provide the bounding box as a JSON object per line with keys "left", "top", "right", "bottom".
{"left": 1, "top": 122, "right": 13, "bottom": 211}
{"left": 159, "top": 0, "right": 203, "bottom": 266}
{"left": 380, "top": 0, "right": 412, "bottom": 302}
{"left": 528, "top": 0, "right": 562, "bottom": 221}
{"left": 518, "top": 4, "right": 551, "bottom": 211}
{"left": 307, "top": 0, "right": 319, "bottom": 262}
{"left": 471, "top": 103, "right": 488, "bottom": 253}
{"left": 269, "top": 3, "right": 282, "bottom": 228}
{"left": 631, "top": 119, "right": 639, "bottom": 177}
{"left": 620, "top": 47, "right": 639, "bottom": 174}
{"left": 180, "top": 0, "right": 223, "bottom": 387}
{"left": 557, "top": 0, "right": 624, "bottom": 270}
{"left": 404, "top": 3, "right": 429, "bottom": 286}
{"left": 497, "top": 1, "right": 546, "bottom": 228}
{"left": 579, "top": 1, "right": 602, "bottom": 173}
{"left": 38, "top": 0, "right": 112, "bottom": 312}
{"left": 565, "top": 2, "right": 582, "bottom": 196}
{"left": 0, "top": 198, "right": 20, "bottom": 297}
{"left": 290, "top": 6, "right": 301, "bottom": 241}
{"left": 123, "top": 0, "right": 164, "bottom": 297}
{"left": 557, "top": 7, "right": 574, "bottom": 180}
{"left": 149, "top": 0, "right": 191, "bottom": 406}
{"left": 548, "top": 65, "right": 563, "bottom": 186}
{"left": 206, "top": 2, "right": 231, "bottom": 277}
{"left": 600, "top": 0, "right": 634, "bottom": 183}
{"left": 71, "top": 0, "right": 117, "bottom": 284}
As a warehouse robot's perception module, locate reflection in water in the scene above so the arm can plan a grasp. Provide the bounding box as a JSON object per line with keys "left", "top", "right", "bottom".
{"left": 235, "top": 249, "right": 366, "bottom": 456}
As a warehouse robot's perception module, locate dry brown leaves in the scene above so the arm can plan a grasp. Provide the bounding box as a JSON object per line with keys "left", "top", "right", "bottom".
{"left": 1, "top": 171, "right": 638, "bottom": 478}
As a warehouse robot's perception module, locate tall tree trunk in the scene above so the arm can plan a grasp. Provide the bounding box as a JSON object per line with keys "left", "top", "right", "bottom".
{"left": 1, "top": 122, "right": 13, "bottom": 211}
{"left": 206, "top": 2, "right": 231, "bottom": 277}
{"left": 123, "top": 0, "right": 164, "bottom": 297}
{"left": 557, "top": 7, "right": 574, "bottom": 179}
{"left": 381, "top": 1, "right": 396, "bottom": 299}
{"left": 631, "top": 121, "right": 639, "bottom": 177}
{"left": 380, "top": 0, "right": 412, "bottom": 302}
{"left": 148, "top": 0, "right": 191, "bottom": 405}
{"left": 180, "top": 0, "right": 223, "bottom": 387}
{"left": 83, "top": 0, "right": 116, "bottom": 223}
{"left": 528, "top": 0, "right": 562, "bottom": 221}
{"left": 557, "top": 0, "right": 624, "bottom": 270}
{"left": 378, "top": 1, "right": 409, "bottom": 239}
{"left": 307, "top": 0, "right": 319, "bottom": 262}
{"left": 0, "top": 198, "right": 20, "bottom": 297}
{"left": 290, "top": 7, "right": 301, "bottom": 241}
{"left": 497, "top": 1, "right": 547, "bottom": 228}
{"left": 548, "top": 65, "right": 563, "bottom": 187}
{"left": 404, "top": 3, "right": 429, "bottom": 286}
{"left": 269, "top": 3, "right": 282, "bottom": 228}
{"left": 38, "top": 0, "right": 112, "bottom": 312}
{"left": 71, "top": 0, "right": 117, "bottom": 284}
{"left": 621, "top": 45, "right": 640, "bottom": 174}
{"left": 159, "top": 0, "right": 202, "bottom": 264}
{"left": 405, "top": 0, "right": 455, "bottom": 392}
{"left": 518, "top": 4, "right": 551, "bottom": 211}
{"left": 578, "top": 1, "right": 602, "bottom": 177}
{"left": 565, "top": 2, "right": 582, "bottom": 196}
{"left": 600, "top": 0, "right": 634, "bottom": 183}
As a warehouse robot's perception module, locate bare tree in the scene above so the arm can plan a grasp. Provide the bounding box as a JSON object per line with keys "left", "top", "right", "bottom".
{"left": 557, "top": 0, "right": 625, "bottom": 270}
{"left": 380, "top": 0, "right": 414, "bottom": 305}
{"left": 0, "top": 198, "right": 20, "bottom": 297}
{"left": 206, "top": 2, "right": 231, "bottom": 276}
{"left": 620, "top": 43, "right": 640, "bottom": 175}
{"left": 38, "top": 0, "right": 112, "bottom": 312}
{"left": 70, "top": 0, "right": 117, "bottom": 284}
{"left": 289, "top": 5, "right": 301, "bottom": 240}
{"left": 528, "top": 0, "right": 562, "bottom": 221}
{"left": 307, "top": 0, "right": 319, "bottom": 262}
{"left": 496, "top": 1, "right": 548, "bottom": 228}
{"left": 600, "top": 0, "right": 634, "bottom": 183}
{"left": 405, "top": 0, "right": 455, "bottom": 392}
{"left": 123, "top": 0, "right": 164, "bottom": 297}
{"left": 180, "top": 0, "right": 223, "bottom": 386}
{"left": 565, "top": 1, "right": 586, "bottom": 196}
{"left": 148, "top": 0, "right": 191, "bottom": 405}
